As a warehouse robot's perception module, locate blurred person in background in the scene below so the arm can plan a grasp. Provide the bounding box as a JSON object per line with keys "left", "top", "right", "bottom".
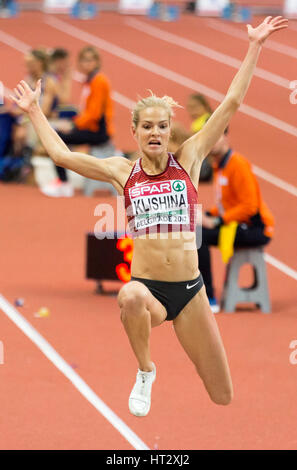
{"left": 12, "top": 48, "right": 59, "bottom": 157}
{"left": 187, "top": 93, "right": 212, "bottom": 134}
{"left": 49, "top": 48, "right": 72, "bottom": 107}
{"left": 23, "top": 48, "right": 58, "bottom": 118}
{"left": 197, "top": 128, "right": 274, "bottom": 313}
{"left": 41, "top": 45, "right": 116, "bottom": 198}
{"left": 47, "top": 48, "right": 79, "bottom": 143}
{"left": 1, "top": 47, "right": 59, "bottom": 183}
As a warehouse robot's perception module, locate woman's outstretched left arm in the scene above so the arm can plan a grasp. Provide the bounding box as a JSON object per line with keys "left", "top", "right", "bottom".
{"left": 179, "top": 16, "right": 288, "bottom": 164}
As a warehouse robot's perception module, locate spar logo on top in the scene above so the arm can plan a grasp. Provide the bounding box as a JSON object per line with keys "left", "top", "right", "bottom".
{"left": 130, "top": 180, "right": 186, "bottom": 200}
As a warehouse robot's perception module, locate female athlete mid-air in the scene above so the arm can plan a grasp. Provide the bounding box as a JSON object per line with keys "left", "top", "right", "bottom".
{"left": 11, "top": 16, "right": 288, "bottom": 417}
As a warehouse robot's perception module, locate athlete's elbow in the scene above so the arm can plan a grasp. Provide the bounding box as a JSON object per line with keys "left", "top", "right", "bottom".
{"left": 51, "top": 151, "right": 62, "bottom": 165}
{"left": 226, "top": 94, "right": 241, "bottom": 111}
{"left": 51, "top": 149, "right": 69, "bottom": 166}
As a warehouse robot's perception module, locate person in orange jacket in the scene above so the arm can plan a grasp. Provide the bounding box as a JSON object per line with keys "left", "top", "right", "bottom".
{"left": 41, "top": 46, "right": 115, "bottom": 197}
{"left": 197, "top": 127, "right": 274, "bottom": 313}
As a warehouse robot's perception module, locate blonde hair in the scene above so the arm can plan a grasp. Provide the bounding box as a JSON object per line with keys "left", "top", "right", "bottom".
{"left": 132, "top": 91, "right": 182, "bottom": 128}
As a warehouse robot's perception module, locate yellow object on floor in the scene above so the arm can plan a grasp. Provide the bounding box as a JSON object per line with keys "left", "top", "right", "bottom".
{"left": 34, "top": 307, "right": 50, "bottom": 318}
{"left": 218, "top": 221, "right": 238, "bottom": 264}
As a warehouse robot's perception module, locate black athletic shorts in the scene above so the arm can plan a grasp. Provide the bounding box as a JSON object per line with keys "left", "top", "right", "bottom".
{"left": 130, "top": 273, "right": 204, "bottom": 321}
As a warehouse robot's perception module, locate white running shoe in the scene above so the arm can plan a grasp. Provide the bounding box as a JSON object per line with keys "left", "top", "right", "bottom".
{"left": 40, "top": 178, "right": 74, "bottom": 198}
{"left": 129, "top": 363, "right": 156, "bottom": 417}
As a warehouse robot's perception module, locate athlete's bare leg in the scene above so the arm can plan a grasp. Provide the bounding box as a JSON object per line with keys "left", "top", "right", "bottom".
{"left": 118, "top": 281, "right": 167, "bottom": 372}
{"left": 173, "top": 285, "right": 233, "bottom": 405}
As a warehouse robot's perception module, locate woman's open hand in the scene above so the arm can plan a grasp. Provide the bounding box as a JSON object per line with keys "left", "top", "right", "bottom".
{"left": 10, "top": 79, "right": 41, "bottom": 113}
{"left": 247, "top": 16, "right": 288, "bottom": 45}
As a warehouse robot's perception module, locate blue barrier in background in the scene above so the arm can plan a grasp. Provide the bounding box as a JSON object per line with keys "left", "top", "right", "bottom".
{"left": 0, "top": 0, "right": 19, "bottom": 18}
{"left": 71, "top": 2, "right": 98, "bottom": 19}
{"left": 148, "top": 2, "right": 179, "bottom": 21}
{"left": 222, "top": 4, "right": 252, "bottom": 22}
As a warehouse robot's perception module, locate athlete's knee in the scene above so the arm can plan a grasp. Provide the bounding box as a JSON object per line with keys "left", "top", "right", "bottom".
{"left": 118, "top": 282, "right": 147, "bottom": 315}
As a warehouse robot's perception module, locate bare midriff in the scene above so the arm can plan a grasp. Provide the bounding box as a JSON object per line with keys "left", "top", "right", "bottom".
{"left": 131, "top": 231, "right": 199, "bottom": 282}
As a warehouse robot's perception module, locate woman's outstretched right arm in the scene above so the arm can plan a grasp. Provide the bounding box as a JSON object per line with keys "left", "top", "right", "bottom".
{"left": 10, "top": 80, "right": 128, "bottom": 183}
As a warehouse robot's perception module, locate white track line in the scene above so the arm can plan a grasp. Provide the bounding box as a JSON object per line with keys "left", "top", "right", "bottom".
{"left": 112, "top": 90, "right": 136, "bottom": 110}
{"left": 0, "top": 29, "right": 29, "bottom": 53}
{"left": 264, "top": 254, "right": 297, "bottom": 281}
{"left": 252, "top": 165, "right": 297, "bottom": 197}
{"left": 44, "top": 16, "right": 297, "bottom": 139}
{"left": 207, "top": 19, "right": 297, "bottom": 60}
{"left": 0, "top": 294, "right": 149, "bottom": 450}
{"left": 125, "top": 18, "right": 291, "bottom": 89}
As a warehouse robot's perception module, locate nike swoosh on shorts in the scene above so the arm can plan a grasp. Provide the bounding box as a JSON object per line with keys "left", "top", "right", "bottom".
{"left": 186, "top": 280, "right": 201, "bottom": 289}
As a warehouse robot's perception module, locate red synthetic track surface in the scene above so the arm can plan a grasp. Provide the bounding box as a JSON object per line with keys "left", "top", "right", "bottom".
{"left": 0, "top": 11, "right": 297, "bottom": 450}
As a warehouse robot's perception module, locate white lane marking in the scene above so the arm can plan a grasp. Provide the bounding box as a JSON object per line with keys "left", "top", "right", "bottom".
{"left": 125, "top": 18, "right": 291, "bottom": 89}
{"left": 112, "top": 90, "right": 135, "bottom": 110}
{"left": 0, "top": 294, "right": 150, "bottom": 450}
{"left": 252, "top": 165, "right": 297, "bottom": 198}
{"left": 208, "top": 19, "right": 297, "bottom": 58}
{"left": 0, "top": 29, "right": 30, "bottom": 53}
{"left": 264, "top": 254, "right": 297, "bottom": 282}
{"left": 207, "top": 19, "right": 297, "bottom": 60}
{"left": 44, "top": 16, "right": 297, "bottom": 139}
